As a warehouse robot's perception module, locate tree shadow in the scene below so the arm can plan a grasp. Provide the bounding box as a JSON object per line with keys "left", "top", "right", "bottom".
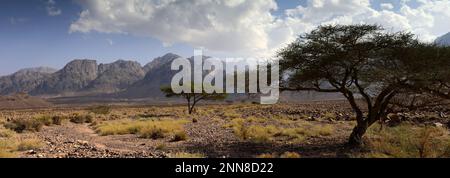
{"left": 183, "top": 140, "right": 350, "bottom": 158}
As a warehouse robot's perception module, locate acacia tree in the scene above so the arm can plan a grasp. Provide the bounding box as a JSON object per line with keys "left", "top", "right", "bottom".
{"left": 278, "top": 24, "right": 450, "bottom": 146}
{"left": 161, "top": 85, "right": 227, "bottom": 114}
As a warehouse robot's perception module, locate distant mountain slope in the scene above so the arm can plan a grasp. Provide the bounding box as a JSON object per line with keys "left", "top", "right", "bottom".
{"left": 143, "top": 53, "right": 180, "bottom": 73}
{"left": 0, "top": 53, "right": 345, "bottom": 102}
{"left": 84, "top": 60, "right": 145, "bottom": 93}
{"left": 0, "top": 93, "right": 52, "bottom": 109}
{"left": 0, "top": 67, "right": 57, "bottom": 95}
{"left": 435, "top": 32, "right": 450, "bottom": 46}
{"left": 119, "top": 53, "right": 182, "bottom": 98}
{"left": 30, "top": 59, "right": 98, "bottom": 95}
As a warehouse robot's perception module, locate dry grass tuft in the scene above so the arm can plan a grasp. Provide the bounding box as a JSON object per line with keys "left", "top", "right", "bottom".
{"left": 360, "top": 124, "right": 450, "bottom": 158}
{"left": 169, "top": 152, "right": 205, "bottom": 158}
{"left": 95, "top": 119, "right": 189, "bottom": 140}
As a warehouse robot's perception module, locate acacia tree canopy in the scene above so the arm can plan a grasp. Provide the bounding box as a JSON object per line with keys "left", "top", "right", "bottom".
{"left": 161, "top": 84, "right": 227, "bottom": 114}
{"left": 278, "top": 24, "right": 450, "bottom": 146}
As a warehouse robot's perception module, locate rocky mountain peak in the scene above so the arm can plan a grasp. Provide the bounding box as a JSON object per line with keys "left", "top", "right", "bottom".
{"left": 435, "top": 32, "right": 450, "bottom": 46}
{"left": 143, "top": 53, "right": 181, "bottom": 73}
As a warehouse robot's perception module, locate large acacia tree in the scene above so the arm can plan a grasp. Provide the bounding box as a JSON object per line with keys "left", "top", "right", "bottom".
{"left": 161, "top": 84, "right": 227, "bottom": 114}
{"left": 278, "top": 24, "right": 450, "bottom": 146}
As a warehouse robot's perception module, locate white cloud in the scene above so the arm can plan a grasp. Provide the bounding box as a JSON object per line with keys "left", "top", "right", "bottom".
{"left": 46, "top": 0, "right": 62, "bottom": 16}
{"left": 381, "top": 3, "right": 394, "bottom": 10}
{"left": 69, "top": 0, "right": 450, "bottom": 57}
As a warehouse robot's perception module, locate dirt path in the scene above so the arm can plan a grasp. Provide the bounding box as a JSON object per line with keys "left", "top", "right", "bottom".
{"left": 21, "top": 123, "right": 165, "bottom": 158}
{"left": 19, "top": 117, "right": 353, "bottom": 158}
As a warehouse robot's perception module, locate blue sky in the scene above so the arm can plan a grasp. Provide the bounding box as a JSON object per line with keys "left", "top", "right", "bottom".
{"left": 0, "top": 0, "right": 448, "bottom": 76}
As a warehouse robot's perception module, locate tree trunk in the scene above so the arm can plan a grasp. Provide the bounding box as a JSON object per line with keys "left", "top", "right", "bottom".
{"left": 187, "top": 104, "right": 192, "bottom": 114}
{"left": 348, "top": 122, "right": 369, "bottom": 146}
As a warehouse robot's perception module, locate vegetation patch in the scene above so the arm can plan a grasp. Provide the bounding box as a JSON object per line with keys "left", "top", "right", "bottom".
{"left": 17, "top": 138, "right": 43, "bottom": 151}
{"left": 89, "top": 106, "right": 112, "bottom": 115}
{"left": 4, "top": 119, "right": 44, "bottom": 133}
{"left": 358, "top": 124, "right": 450, "bottom": 158}
{"left": 225, "top": 118, "right": 335, "bottom": 143}
{"left": 0, "top": 127, "right": 16, "bottom": 138}
{"left": 169, "top": 152, "right": 205, "bottom": 158}
{"left": 0, "top": 137, "right": 43, "bottom": 158}
{"left": 95, "top": 119, "right": 189, "bottom": 140}
{"left": 69, "top": 114, "right": 94, "bottom": 124}
{"left": 256, "top": 152, "right": 301, "bottom": 158}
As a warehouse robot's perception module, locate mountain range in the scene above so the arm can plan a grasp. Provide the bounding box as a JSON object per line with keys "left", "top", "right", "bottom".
{"left": 0, "top": 53, "right": 182, "bottom": 99}
{"left": 435, "top": 32, "right": 450, "bottom": 46}
{"left": 2, "top": 33, "right": 448, "bottom": 101}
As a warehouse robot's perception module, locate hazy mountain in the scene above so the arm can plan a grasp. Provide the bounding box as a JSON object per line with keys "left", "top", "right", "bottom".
{"left": 84, "top": 60, "right": 145, "bottom": 93}
{"left": 0, "top": 53, "right": 344, "bottom": 102}
{"left": 435, "top": 32, "right": 450, "bottom": 46}
{"left": 143, "top": 53, "right": 180, "bottom": 73}
{"left": 30, "top": 59, "right": 99, "bottom": 95}
{"left": 119, "top": 53, "right": 182, "bottom": 98}
{"left": 0, "top": 67, "right": 57, "bottom": 95}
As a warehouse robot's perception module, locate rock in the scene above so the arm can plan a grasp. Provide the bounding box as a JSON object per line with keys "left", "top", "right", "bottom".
{"left": 76, "top": 140, "right": 89, "bottom": 146}
{"left": 26, "top": 150, "right": 36, "bottom": 154}
{"left": 434, "top": 122, "right": 444, "bottom": 127}
{"left": 439, "top": 112, "right": 447, "bottom": 118}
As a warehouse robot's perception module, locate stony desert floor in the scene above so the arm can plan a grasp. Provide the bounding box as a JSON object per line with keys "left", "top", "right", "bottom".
{"left": 1, "top": 101, "right": 449, "bottom": 158}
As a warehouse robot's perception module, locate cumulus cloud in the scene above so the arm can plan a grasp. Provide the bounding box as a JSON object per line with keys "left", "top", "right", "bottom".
{"left": 46, "top": 0, "right": 62, "bottom": 16}
{"left": 380, "top": 3, "right": 394, "bottom": 10}
{"left": 69, "top": 0, "right": 450, "bottom": 57}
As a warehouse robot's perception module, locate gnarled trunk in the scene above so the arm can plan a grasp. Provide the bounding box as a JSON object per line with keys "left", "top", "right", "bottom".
{"left": 348, "top": 124, "right": 368, "bottom": 146}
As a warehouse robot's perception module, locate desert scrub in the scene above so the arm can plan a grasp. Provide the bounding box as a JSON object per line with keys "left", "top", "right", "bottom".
{"left": 256, "top": 153, "right": 276, "bottom": 158}
{"left": 0, "top": 139, "right": 17, "bottom": 158}
{"left": 89, "top": 106, "right": 112, "bottom": 115}
{"left": 16, "top": 138, "right": 43, "bottom": 151}
{"left": 70, "top": 114, "right": 94, "bottom": 124}
{"left": 226, "top": 118, "right": 334, "bottom": 143}
{"left": 256, "top": 152, "right": 301, "bottom": 158}
{"left": 3, "top": 119, "right": 44, "bottom": 133}
{"left": 169, "top": 152, "right": 205, "bottom": 158}
{"left": 0, "top": 137, "right": 43, "bottom": 158}
{"left": 361, "top": 124, "right": 450, "bottom": 158}
{"left": 35, "top": 115, "right": 53, "bottom": 126}
{"left": 95, "top": 119, "right": 189, "bottom": 140}
{"left": 171, "top": 131, "right": 188, "bottom": 142}
{"left": 280, "top": 152, "right": 301, "bottom": 158}
{"left": 0, "top": 127, "right": 16, "bottom": 138}
{"left": 51, "top": 115, "right": 67, "bottom": 125}
{"left": 222, "top": 110, "right": 241, "bottom": 119}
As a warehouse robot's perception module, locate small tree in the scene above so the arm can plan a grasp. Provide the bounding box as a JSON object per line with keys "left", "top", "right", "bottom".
{"left": 278, "top": 24, "right": 450, "bottom": 146}
{"left": 161, "top": 85, "right": 227, "bottom": 114}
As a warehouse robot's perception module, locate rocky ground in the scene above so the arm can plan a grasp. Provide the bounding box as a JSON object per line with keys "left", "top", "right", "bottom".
{"left": 1, "top": 101, "right": 448, "bottom": 158}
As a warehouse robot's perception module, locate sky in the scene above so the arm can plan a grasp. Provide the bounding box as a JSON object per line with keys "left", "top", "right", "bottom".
{"left": 1, "top": 0, "right": 449, "bottom": 76}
